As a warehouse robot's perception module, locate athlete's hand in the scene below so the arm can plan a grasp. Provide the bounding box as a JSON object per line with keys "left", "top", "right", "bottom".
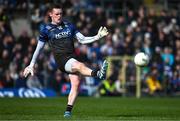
{"left": 23, "top": 65, "right": 34, "bottom": 77}
{"left": 97, "top": 26, "right": 108, "bottom": 39}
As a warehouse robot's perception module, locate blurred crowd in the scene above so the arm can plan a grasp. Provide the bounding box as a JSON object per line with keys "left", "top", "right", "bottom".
{"left": 0, "top": 0, "right": 179, "bottom": 96}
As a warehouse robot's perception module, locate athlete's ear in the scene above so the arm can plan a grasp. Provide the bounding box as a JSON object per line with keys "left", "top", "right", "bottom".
{"left": 49, "top": 11, "right": 52, "bottom": 17}
{"left": 48, "top": 8, "right": 54, "bottom": 18}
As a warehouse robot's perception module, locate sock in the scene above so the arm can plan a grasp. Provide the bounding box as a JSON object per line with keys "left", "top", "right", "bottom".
{"left": 91, "top": 69, "right": 98, "bottom": 77}
{"left": 66, "top": 105, "right": 73, "bottom": 112}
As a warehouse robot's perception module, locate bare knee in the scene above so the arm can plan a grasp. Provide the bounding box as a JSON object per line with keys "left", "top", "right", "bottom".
{"left": 71, "top": 61, "right": 85, "bottom": 72}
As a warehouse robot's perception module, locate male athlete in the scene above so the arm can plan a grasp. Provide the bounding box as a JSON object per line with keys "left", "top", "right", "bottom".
{"left": 23, "top": 4, "right": 108, "bottom": 118}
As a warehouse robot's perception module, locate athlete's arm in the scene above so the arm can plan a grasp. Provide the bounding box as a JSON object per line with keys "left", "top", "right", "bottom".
{"left": 75, "top": 26, "right": 108, "bottom": 44}
{"left": 23, "top": 41, "right": 45, "bottom": 77}
{"left": 75, "top": 32, "right": 99, "bottom": 44}
{"left": 29, "top": 41, "right": 46, "bottom": 67}
{"left": 24, "top": 24, "right": 48, "bottom": 77}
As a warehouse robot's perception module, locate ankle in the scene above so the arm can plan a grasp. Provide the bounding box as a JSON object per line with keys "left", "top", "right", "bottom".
{"left": 66, "top": 105, "right": 73, "bottom": 112}
{"left": 91, "top": 69, "right": 98, "bottom": 77}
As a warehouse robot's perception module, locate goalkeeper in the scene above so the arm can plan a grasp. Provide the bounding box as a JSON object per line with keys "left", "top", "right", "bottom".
{"left": 23, "top": 4, "right": 108, "bottom": 118}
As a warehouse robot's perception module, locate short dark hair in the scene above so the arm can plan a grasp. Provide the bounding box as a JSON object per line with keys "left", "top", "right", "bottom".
{"left": 49, "top": 4, "right": 63, "bottom": 12}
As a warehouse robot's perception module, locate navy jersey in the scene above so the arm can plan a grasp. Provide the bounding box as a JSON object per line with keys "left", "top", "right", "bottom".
{"left": 39, "top": 21, "right": 79, "bottom": 54}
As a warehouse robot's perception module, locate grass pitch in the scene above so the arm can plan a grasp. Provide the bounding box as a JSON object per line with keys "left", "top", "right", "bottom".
{"left": 0, "top": 97, "right": 180, "bottom": 120}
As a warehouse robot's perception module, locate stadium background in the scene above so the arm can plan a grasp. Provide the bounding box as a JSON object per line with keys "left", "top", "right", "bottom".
{"left": 0, "top": 0, "right": 179, "bottom": 97}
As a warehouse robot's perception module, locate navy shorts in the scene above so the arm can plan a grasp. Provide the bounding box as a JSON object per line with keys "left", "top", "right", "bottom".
{"left": 54, "top": 53, "right": 77, "bottom": 73}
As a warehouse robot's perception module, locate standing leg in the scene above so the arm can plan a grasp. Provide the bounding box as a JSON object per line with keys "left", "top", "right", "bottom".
{"left": 68, "top": 74, "right": 80, "bottom": 105}
{"left": 64, "top": 74, "right": 80, "bottom": 118}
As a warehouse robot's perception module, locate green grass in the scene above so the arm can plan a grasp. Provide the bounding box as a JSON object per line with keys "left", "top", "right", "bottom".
{"left": 0, "top": 97, "right": 180, "bottom": 120}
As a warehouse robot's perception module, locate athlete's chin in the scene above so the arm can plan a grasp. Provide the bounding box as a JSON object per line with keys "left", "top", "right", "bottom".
{"left": 56, "top": 19, "right": 62, "bottom": 24}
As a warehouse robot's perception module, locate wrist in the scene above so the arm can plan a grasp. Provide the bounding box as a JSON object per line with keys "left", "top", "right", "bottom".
{"left": 97, "top": 33, "right": 102, "bottom": 39}
{"left": 95, "top": 34, "right": 100, "bottom": 40}
{"left": 29, "top": 63, "right": 35, "bottom": 68}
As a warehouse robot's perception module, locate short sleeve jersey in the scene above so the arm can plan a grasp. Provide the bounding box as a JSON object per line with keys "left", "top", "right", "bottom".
{"left": 38, "top": 21, "right": 79, "bottom": 54}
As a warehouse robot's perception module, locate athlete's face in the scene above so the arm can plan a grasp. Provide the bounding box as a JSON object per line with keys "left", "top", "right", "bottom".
{"left": 49, "top": 8, "right": 63, "bottom": 24}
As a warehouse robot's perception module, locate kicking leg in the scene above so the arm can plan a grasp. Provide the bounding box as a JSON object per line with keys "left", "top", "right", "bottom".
{"left": 71, "top": 61, "right": 93, "bottom": 76}
{"left": 65, "top": 58, "right": 108, "bottom": 79}
{"left": 70, "top": 60, "right": 108, "bottom": 79}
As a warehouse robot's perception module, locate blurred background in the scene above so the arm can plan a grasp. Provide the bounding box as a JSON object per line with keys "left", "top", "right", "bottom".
{"left": 0, "top": 0, "right": 179, "bottom": 98}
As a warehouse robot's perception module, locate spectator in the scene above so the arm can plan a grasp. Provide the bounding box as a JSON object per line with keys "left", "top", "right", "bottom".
{"left": 146, "top": 68, "right": 162, "bottom": 95}
{"left": 161, "top": 47, "right": 174, "bottom": 66}
{"left": 99, "top": 76, "right": 121, "bottom": 96}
